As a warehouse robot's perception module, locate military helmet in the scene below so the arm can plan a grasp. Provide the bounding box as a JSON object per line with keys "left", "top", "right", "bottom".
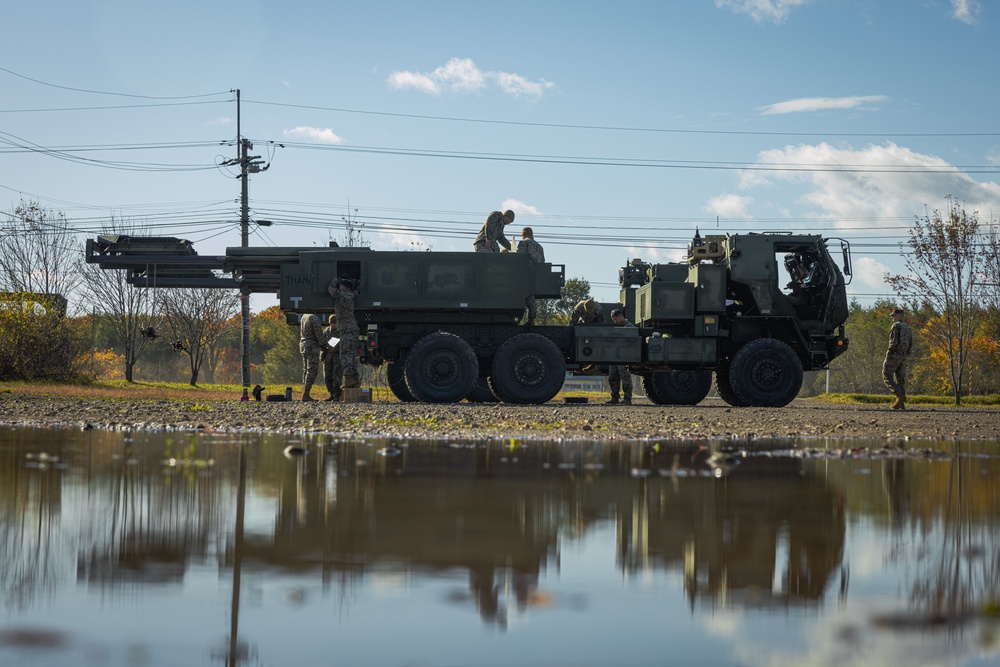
{"left": 521, "top": 226, "right": 533, "bottom": 238}
{"left": 583, "top": 298, "right": 596, "bottom": 313}
{"left": 503, "top": 209, "right": 516, "bottom": 221}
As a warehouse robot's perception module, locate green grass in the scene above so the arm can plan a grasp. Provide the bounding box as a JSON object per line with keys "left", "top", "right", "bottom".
{"left": 809, "top": 393, "right": 1000, "bottom": 407}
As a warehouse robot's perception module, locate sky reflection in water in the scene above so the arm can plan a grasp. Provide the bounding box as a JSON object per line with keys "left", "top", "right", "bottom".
{"left": 1, "top": 426, "right": 998, "bottom": 667}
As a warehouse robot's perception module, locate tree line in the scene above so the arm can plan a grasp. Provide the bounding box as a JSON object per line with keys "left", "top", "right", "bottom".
{"left": 2, "top": 199, "right": 998, "bottom": 402}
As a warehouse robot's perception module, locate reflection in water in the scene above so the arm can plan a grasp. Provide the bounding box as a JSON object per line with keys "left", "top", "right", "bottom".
{"left": 1, "top": 426, "right": 999, "bottom": 666}
{"left": 618, "top": 457, "right": 845, "bottom": 610}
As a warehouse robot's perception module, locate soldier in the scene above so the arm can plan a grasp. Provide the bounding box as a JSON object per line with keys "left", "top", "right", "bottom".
{"left": 328, "top": 277, "right": 361, "bottom": 389}
{"left": 570, "top": 297, "right": 605, "bottom": 325}
{"left": 516, "top": 226, "right": 544, "bottom": 325}
{"left": 473, "top": 209, "right": 515, "bottom": 252}
{"left": 882, "top": 307, "right": 914, "bottom": 410}
{"left": 322, "top": 313, "right": 343, "bottom": 401}
{"left": 607, "top": 308, "right": 633, "bottom": 405}
{"left": 299, "top": 313, "right": 331, "bottom": 401}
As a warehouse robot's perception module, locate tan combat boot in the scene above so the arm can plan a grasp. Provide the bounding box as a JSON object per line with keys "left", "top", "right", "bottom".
{"left": 890, "top": 388, "right": 904, "bottom": 410}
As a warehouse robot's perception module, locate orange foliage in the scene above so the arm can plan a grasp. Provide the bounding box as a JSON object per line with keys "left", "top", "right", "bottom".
{"left": 922, "top": 315, "right": 1000, "bottom": 395}
{"left": 74, "top": 348, "right": 125, "bottom": 381}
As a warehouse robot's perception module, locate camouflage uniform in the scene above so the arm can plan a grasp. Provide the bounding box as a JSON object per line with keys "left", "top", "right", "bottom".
{"left": 328, "top": 280, "right": 360, "bottom": 380}
{"left": 299, "top": 314, "right": 331, "bottom": 394}
{"left": 608, "top": 318, "right": 634, "bottom": 403}
{"left": 882, "top": 319, "right": 913, "bottom": 396}
{"left": 474, "top": 211, "right": 511, "bottom": 253}
{"left": 322, "top": 316, "right": 343, "bottom": 400}
{"left": 516, "top": 236, "right": 545, "bottom": 323}
{"left": 570, "top": 299, "right": 605, "bottom": 324}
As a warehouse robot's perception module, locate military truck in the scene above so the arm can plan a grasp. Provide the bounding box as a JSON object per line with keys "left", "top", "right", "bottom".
{"left": 85, "top": 230, "right": 851, "bottom": 407}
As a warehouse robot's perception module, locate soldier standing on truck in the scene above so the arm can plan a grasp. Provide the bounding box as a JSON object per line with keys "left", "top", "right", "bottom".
{"left": 322, "top": 313, "right": 343, "bottom": 401}
{"left": 883, "top": 307, "right": 913, "bottom": 410}
{"left": 299, "top": 313, "right": 331, "bottom": 401}
{"left": 570, "top": 298, "right": 605, "bottom": 325}
{"left": 516, "top": 226, "right": 544, "bottom": 325}
{"left": 474, "top": 210, "right": 515, "bottom": 252}
{"left": 328, "top": 277, "right": 361, "bottom": 389}
{"left": 606, "top": 308, "right": 633, "bottom": 405}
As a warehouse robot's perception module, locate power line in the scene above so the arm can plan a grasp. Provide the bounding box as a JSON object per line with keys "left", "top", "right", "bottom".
{"left": 244, "top": 98, "right": 1000, "bottom": 139}
{"left": 0, "top": 66, "right": 230, "bottom": 101}
{"left": 276, "top": 141, "right": 1000, "bottom": 174}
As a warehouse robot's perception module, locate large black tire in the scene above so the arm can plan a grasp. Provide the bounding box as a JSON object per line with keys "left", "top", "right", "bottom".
{"left": 466, "top": 377, "right": 500, "bottom": 403}
{"left": 386, "top": 362, "right": 417, "bottom": 402}
{"left": 491, "top": 333, "right": 566, "bottom": 404}
{"left": 727, "top": 339, "right": 803, "bottom": 407}
{"left": 645, "top": 370, "right": 712, "bottom": 406}
{"left": 640, "top": 374, "right": 662, "bottom": 404}
{"left": 404, "top": 332, "right": 479, "bottom": 403}
{"left": 714, "top": 368, "right": 746, "bottom": 407}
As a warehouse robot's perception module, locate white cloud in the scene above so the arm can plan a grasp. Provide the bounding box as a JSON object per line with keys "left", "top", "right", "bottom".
{"left": 853, "top": 256, "right": 892, "bottom": 289}
{"left": 625, "top": 245, "right": 683, "bottom": 263}
{"left": 501, "top": 198, "right": 542, "bottom": 216}
{"left": 386, "top": 70, "right": 440, "bottom": 94}
{"left": 715, "top": 0, "right": 812, "bottom": 24}
{"left": 493, "top": 72, "right": 554, "bottom": 98}
{"left": 388, "top": 58, "right": 553, "bottom": 98}
{"left": 203, "top": 116, "right": 233, "bottom": 127}
{"left": 951, "top": 0, "right": 981, "bottom": 24}
{"left": 705, "top": 193, "right": 753, "bottom": 218}
{"left": 758, "top": 95, "right": 888, "bottom": 115}
{"left": 283, "top": 126, "right": 346, "bottom": 145}
{"left": 736, "top": 141, "right": 1000, "bottom": 230}
{"left": 432, "top": 58, "right": 487, "bottom": 93}
{"left": 987, "top": 146, "right": 1000, "bottom": 166}
{"left": 372, "top": 227, "right": 435, "bottom": 252}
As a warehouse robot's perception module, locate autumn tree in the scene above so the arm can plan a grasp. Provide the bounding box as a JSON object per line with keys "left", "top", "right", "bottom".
{"left": 158, "top": 287, "right": 240, "bottom": 385}
{"left": 542, "top": 277, "right": 594, "bottom": 325}
{"left": 0, "top": 200, "right": 81, "bottom": 301}
{"left": 824, "top": 300, "right": 898, "bottom": 394}
{"left": 886, "top": 199, "right": 986, "bottom": 404}
{"left": 0, "top": 293, "right": 85, "bottom": 380}
{"left": 252, "top": 306, "right": 300, "bottom": 385}
{"left": 79, "top": 216, "right": 158, "bottom": 382}
{"left": 982, "top": 220, "right": 1000, "bottom": 342}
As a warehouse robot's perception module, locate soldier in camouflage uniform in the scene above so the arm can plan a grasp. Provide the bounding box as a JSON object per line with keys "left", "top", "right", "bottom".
{"left": 473, "top": 209, "right": 515, "bottom": 252}
{"left": 328, "top": 277, "right": 361, "bottom": 389}
{"left": 570, "top": 298, "right": 605, "bottom": 325}
{"left": 299, "top": 313, "right": 331, "bottom": 401}
{"left": 606, "top": 308, "right": 633, "bottom": 404}
{"left": 882, "top": 307, "right": 914, "bottom": 410}
{"left": 516, "top": 227, "right": 545, "bottom": 325}
{"left": 322, "top": 313, "right": 343, "bottom": 401}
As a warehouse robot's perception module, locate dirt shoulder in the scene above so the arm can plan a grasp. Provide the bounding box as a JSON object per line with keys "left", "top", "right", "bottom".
{"left": 1, "top": 394, "right": 998, "bottom": 442}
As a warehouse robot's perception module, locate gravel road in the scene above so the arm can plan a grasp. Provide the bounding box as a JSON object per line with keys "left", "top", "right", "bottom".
{"left": 2, "top": 394, "right": 997, "bottom": 442}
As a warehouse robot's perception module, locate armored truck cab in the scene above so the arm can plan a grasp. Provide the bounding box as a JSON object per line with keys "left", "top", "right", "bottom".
{"left": 619, "top": 232, "right": 851, "bottom": 407}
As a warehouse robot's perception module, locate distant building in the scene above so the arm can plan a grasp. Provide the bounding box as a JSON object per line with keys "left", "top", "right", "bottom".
{"left": 0, "top": 292, "right": 68, "bottom": 317}
{"left": 561, "top": 373, "right": 605, "bottom": 393}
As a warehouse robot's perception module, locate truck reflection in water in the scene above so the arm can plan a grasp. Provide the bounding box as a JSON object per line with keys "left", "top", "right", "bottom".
{"left": 616, "top": 456, "right": 845, "bottom": 609}
{"left": 240, "top": 438, "right": 846, "bottom": 625}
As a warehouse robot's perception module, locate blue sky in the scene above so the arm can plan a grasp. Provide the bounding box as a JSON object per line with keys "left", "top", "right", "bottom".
{"left": 2, "top": 0, "right": 999, "bottom": 308}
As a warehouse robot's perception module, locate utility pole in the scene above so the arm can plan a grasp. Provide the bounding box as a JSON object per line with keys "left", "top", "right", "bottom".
{"left": 230, "top": 89, "right": 265, "bottom": 400}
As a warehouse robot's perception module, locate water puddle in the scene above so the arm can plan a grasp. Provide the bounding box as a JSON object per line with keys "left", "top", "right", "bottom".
{"left": 1, "top": 426, "right": 998, "bottom": 666}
